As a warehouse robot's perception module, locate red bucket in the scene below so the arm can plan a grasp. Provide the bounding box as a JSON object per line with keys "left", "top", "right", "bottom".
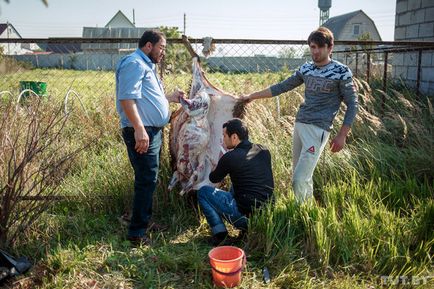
{"left": 208, "top": 246, "right": 246, "bottom": 288}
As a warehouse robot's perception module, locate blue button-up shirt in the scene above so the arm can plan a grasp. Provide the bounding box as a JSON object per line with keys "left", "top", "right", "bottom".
{"left": 115, "top": 48, "right": 169, "bottom": 128}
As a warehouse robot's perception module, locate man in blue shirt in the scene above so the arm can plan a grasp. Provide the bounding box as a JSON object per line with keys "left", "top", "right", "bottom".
{"left": 116, "top": 30, "right": 185, "bottom": 245}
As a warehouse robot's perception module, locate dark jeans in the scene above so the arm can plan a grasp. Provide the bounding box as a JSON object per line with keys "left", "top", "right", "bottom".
{"left": 197, "top": 185, "right": 248, "bottom": 236}
{"left": 122, "top": 126, "right": 162, "bottom": 238}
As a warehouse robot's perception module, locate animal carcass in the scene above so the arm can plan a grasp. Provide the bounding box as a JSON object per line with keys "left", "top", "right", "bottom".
{"left": 169, "top": 57, "right": 245, "bottom": 195}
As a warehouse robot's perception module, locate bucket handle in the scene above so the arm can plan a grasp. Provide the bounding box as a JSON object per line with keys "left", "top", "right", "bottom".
{"left": 211, "top": 254, "right": 246, "bottom": 276}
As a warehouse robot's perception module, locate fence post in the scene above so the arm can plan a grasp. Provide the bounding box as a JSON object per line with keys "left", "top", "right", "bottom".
{"left": 382, "top": 52, "right": 388, "bottom": 115}
{"left": 275, "top": 96, "right": 281, "bottom": 119}
{"left": 382, "top": 52, "right": 388, "bottom": 91}
{"left": 160, "top": 57, "right": 165, "bottom": 83}
{"left": 416, "top": 49, "right": 422, "bottom": 96}
{"left": 366, "top": 53, "right": 371, "bottom": 83}
{"left": 355, "top": 52, "right": 358, "bottom": 77}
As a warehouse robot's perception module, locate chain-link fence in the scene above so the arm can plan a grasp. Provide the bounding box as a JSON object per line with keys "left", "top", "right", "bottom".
{"left": 1, "top": 38, "right": 434, "bottom": 102}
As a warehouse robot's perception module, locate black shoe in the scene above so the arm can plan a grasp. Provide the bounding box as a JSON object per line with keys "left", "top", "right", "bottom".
{"left": 210, "top": 232, "right": 228, "bottom": 246}
{"left": 237, "top": 230, "right": 247, "bottom": 241}
{"left": 127, "top": 235, "right": 151, "bottom": 246}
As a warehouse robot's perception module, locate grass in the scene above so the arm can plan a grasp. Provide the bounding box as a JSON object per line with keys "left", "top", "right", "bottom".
{"left": 1, "top": 68, "right": 433, "bottom": 288}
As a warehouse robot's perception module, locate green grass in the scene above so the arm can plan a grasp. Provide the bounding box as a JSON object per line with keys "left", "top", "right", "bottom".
{"left": 1, "top": 69, "right": 433, "bottom": 288}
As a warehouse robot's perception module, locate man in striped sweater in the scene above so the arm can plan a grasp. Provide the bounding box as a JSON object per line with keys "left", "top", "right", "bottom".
{"left": 244, "top": 27, "right": 358, "bottom": 202}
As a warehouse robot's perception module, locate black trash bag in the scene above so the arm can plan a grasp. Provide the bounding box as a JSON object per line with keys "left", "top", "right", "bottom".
{"left": 0, "top": 249, "right": 32, "bottom": 283}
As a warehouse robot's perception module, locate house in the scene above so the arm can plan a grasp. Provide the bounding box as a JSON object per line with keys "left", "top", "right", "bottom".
{"left": 105, "top": 10, "right": 135, "bottom": 28}
{"left": 322, "top": 10, "right": 382, "bottom": 41}
{"left": 0, "top": 23, "right": 40, "bottom": 55}
{"left": 82, "top": 10, "right": 157, "bottom": 53}
{"left": 322, "top": 10, "right": 382, "bottom": 71}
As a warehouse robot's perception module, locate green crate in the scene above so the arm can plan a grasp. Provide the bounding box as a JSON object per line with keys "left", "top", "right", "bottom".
{"left": 19, "top": 81, "right": 47, "bottom": 97}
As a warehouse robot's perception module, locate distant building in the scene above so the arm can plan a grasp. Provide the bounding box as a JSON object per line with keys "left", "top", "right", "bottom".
{"left": 322, "top": 10, "right": 382, "bottom": 72}
{"left": 38, "top": 43, "right": 82, "bottom": 54}
{"left": 105, "top": 10, "right": 135, "bottom": 28}
{"left": 0, "top": 23, "right": 40, "bottom": 55}
{"left": 322, "top": 10, "right": 382, "bottom": 41}
{"left": 82, "top": 10, "right": 158, "bottom": 53}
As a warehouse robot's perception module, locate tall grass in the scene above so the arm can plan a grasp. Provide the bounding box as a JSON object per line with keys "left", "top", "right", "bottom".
{"left": 1, "top": 70, "right": 432, "bottom": 288}
{"left": 245, "top": 77, "right": 433, "bottom": 286}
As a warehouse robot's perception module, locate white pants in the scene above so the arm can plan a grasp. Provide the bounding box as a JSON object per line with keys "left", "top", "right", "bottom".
{"left": 292, "top": 122, "right": 330, "bottom": 202}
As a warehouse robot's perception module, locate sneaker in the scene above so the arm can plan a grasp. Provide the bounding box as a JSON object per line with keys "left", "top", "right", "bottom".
{"left": 127, "top": 235, "right": 151, "bottom": 246}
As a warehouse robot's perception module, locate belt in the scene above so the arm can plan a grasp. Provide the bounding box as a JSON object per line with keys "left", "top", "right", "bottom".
{"left": 122, "top": 126, "right": 163, "bottom": 133}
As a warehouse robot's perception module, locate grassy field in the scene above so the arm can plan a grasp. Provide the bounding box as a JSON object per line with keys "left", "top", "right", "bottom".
{"left": 0, "top": 68, "right": 433, "bottom": 288}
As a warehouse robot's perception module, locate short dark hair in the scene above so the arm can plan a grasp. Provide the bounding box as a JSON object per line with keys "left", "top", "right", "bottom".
{"left": 138, "top": 30, "right": 165, "bottom": 48}
{"left": 223, "top": 118, "right": 249, "bottom": 141}
{"left": 307, "top": 27, "right": 334, "bottom": 47}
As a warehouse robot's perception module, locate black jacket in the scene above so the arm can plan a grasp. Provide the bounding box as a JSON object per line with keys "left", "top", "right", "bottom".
{"left": 209, "top": 140, "right": 274, "bottom": 215}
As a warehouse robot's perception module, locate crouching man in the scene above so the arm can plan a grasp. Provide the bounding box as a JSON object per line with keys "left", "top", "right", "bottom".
{"left": 197, "top": 118, "right": 274, "bottom": 246}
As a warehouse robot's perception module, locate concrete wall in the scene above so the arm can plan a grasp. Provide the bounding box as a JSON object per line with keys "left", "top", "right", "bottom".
{"left": 12, "top": 53, "right": 307, "bottom": 73}
{"left": 394, "top": 0, "right": 434, "bottom": 95}
{"left": 13, "top": 53, "right": 127, "bottom": 71}
{"left": 205, "top": 57, "right": 307, "bottom": 73}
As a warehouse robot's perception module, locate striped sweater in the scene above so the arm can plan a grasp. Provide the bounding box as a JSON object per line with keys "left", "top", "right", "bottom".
{"left": 270, "top": 59, "right": 358, "bottom": 131}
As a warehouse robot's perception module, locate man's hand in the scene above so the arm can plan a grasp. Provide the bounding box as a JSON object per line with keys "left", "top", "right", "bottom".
{"left": 167, "top": 89, "right": 186, "bottom": 103}
{"left": 241, "top": 94, "right": 253, "bottom": 103}
{"left": 134, "top": 126, "right": 149, "bottom": 154}
{"left": 330, "top": 125, "right": 351, "bottom": 153}
{"left": 330, "top": 124, "right": 350, "bottom": 153}
{"left": 330, "top": 134, "right": 346, "bottom": 153}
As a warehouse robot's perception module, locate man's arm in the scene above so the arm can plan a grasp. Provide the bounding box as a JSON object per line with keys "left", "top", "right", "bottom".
{"left": 116, "top": 59, "right": 150, "bottom": 154}
{"left": 120, "top": 100, "right": 149, "bottom": 154}
{"left": 330, "top": 77, "right": 359, "bottom": 153}
{"left": 244, "top": 70, "right": 304, "bottom": 102}
{"left": 244, "top": 88, "right": 273, "bottom": 102}
{"left": 209, "top": 155, "right": 230, "bottom": 183}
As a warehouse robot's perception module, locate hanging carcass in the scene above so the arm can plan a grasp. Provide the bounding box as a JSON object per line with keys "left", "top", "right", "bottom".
{"left": 169, "top": 37, "right": 245, "bottom": 195}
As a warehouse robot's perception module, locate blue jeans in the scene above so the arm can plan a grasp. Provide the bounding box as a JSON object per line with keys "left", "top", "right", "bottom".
{"left": 197, "top": 185, "right": 248, "bottom": 236}
{"left": 122, "top": 126, "right": 162, "bottom": 238}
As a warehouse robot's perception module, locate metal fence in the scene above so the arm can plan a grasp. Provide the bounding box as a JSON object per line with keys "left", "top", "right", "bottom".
{"left": 1, "top": 37, "right": 434, "bottom": 100}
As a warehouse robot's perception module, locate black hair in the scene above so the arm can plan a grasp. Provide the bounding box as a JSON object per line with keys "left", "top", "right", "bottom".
{"left": 307, "top": 27, "right": 334, "bottom": 48}
{"left": 138, "top": 30, "right": 165, "bottom": 48}
{"left": 223, "top": 118, "right": 249, "bottom": 141}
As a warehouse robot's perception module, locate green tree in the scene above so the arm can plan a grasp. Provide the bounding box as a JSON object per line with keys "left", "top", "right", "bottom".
{"left": 279, "top": 46, "right": 311, "bottom": 59}
{"left": 2, "top": 0, "right": 47, "bottom": 5}
{"left": 158, "top": 26, "right": 191, "bottom": 74}
{"left": 278, "top": 47, "right": 297, "bottom": 58}
{"left": 357, "top": 32, "right": 377, "bottom": 62}
{"left": 1, "top": 0, "right": 47, "bottom": 15}
{"left": 358, "top": 31, "right": 372, "bottom": 41}
{"left": 301, "top": 47, "right": 310, "bottom": 58}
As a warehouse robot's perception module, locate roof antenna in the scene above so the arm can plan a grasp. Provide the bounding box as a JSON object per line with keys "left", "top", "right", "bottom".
{"left": 133, "top": 9, "right": 136, "bottom": 26}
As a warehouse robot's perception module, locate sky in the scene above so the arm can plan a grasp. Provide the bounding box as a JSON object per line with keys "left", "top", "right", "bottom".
{"left": 0, "top": 0, "right": 397, "bottom": 40}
